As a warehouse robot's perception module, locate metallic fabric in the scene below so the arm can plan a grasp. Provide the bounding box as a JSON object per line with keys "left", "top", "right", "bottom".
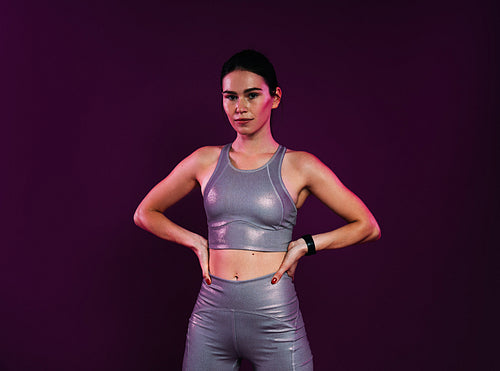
{"left": 183, "top": 273, "right": 313, "bottom": 370}
{"left": 204, "top": 143, "right": 297, "bottom": 252}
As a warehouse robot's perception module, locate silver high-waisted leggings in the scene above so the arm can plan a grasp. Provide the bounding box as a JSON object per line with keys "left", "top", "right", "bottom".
{"left": 182, "top": 272, "right": 313, "bottom": 370}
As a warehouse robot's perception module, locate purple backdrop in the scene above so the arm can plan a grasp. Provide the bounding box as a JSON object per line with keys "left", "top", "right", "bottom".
{"left": 1, "top": 1, "right": 498, "bottom": 370}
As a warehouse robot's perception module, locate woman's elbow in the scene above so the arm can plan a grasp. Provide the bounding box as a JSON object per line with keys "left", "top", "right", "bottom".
{"left": 367, "top": 220, "right": 381, "bottom": 241}
{"left": 133, "top": 207, "right": 145, "bottom": 228}
{"left": 360, "top": 218, "right": 381, "bottom": 242}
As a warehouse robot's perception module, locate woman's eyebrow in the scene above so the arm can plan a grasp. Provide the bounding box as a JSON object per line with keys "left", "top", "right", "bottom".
{"left": 244, "top": 88, "right": 262, "bottom": 93}
{"left": 222, "top": 88, "right": 263, "bottom": 94}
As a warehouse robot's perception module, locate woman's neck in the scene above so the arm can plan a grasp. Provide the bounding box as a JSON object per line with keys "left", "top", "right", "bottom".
{"left": 232, "top": 127, "right": 278, "bottom": 155}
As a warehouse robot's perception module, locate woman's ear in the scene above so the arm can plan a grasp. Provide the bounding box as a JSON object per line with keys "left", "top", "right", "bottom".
{"left": 272, "top": 87, "right": 282, "bottom": 109}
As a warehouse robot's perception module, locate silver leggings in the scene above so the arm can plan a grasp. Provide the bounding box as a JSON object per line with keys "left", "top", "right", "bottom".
{"left": 182, "top": 272, "right": 313, "bottom": 370}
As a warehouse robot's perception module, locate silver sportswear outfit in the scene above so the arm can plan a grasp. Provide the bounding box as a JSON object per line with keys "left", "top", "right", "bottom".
{"left": 182, "top": 144, "right": 313, "bottom": 370}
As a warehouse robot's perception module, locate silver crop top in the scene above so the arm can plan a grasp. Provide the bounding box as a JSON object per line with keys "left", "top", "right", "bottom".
{"left": 203, "top": 143, "right": 297, "bottom": 252}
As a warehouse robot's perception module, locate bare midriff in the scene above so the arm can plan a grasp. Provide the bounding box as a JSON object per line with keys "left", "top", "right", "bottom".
{"left": 209, "top": 249, "right": 286, "bottom": 281}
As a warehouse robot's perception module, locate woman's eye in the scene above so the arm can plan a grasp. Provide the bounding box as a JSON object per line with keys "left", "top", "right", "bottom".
{"left": 225, "top": 95, "right": 238, "bottom": 101}
{"left": 248, "top": 93, "right": 259, "bottom": 99}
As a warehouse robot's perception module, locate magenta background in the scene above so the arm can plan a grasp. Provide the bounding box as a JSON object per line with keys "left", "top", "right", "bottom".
{"left": 1, "top": 1, "right": 498, "bottom": 370}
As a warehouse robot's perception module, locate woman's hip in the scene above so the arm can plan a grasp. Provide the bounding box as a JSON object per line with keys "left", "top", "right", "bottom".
{"left": 192, "top": 272, "right": 299, "bottom": 320}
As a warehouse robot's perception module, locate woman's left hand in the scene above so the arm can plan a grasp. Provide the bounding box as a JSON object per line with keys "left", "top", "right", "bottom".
{"left": 271, "top": 239, "right": 308, "bottom": 284}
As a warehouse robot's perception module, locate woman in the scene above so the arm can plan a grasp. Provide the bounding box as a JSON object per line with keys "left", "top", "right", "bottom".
{"left": 134, "top": 50, "right": 381, "bottom": 370}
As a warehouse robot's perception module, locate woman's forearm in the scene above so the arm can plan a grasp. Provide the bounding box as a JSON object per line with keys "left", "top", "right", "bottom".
{"left": 134, "top": 208, "right": 202, "bottom": 250}
{"left": 313, "top": 218, "right": 381, "bottom": 252}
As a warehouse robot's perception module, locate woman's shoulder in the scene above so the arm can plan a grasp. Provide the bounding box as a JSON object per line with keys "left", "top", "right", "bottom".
{"left": 192, "top": 145, "right": 224, "bottom": 156}
{"left": 283, "top": 147, "right": 325, "bottom": 169}
{"left": 283, "top": 147, "right": 338, "bottom": 188}
{"left": 188, "top": 145, "right": 226, "bottom": 167}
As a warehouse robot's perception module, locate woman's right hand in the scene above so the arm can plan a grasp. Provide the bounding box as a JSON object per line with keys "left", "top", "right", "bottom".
{"left": 191, "top": 234, "right": 211, "bottom": 285}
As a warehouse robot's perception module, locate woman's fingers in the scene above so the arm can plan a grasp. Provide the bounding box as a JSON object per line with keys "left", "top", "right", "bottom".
{"left": 271, "top": 240, "right": 306, "bottom": 284}
{"left": 193, "top": 236, "right": 211, "bottom": 285}
{"left": 272, "top": 257, "right": 293, "bottom": 284}
{"left": 200, "top": 254, "right": 211, "bottom": 284}
{"left": 271, "top": 253, "right": 296, "bottom": 284}
{"left": 287, "top": 261, "right": 299, "bottom": 282}
{"left": 200, "top": 250, "right": 211, "bottom": 285}
{"left": 271, "top": 271, "right": 282, "bottom": 284}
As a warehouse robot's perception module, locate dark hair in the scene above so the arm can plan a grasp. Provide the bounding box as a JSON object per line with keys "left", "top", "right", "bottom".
{"left": 221, "top": 49, "right": 279, "bottom": 96}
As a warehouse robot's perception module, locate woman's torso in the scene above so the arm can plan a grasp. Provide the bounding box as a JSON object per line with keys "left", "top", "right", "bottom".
{"left": 197, "top": 144, "right": 309, "bottom": 281}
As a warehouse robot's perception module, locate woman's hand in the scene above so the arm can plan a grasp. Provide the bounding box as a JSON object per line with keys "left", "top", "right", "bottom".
{"left": 271, "top": 239, "right": 308, "bottom": 284}
{"left": 190, "top": 234, "right": 211, "bottom": 285}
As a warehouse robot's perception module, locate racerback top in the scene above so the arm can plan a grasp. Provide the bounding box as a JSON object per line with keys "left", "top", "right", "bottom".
{"left": 203, "top": 143, "right": 297, "bottom": 252}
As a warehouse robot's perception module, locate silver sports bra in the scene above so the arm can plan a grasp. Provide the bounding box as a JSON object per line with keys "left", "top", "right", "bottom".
{"left": 203, "top": 143, "right": 297, "bottom": 252}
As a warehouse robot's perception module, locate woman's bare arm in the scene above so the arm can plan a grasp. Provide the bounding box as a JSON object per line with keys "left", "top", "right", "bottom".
{"left": 134, "top": 146, "right": 220, "bottom": 284}
{"left": 272, "top": 151, "right": 381, "bottom": 283}
{"left": 300, "top": 152, "right": 381, "bottom": 250}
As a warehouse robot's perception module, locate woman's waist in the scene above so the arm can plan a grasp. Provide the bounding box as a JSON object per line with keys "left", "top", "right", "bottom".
{"left": 194, "top": 271, "right": 298, "bottom": 314}
{"left": 209, "top": 248, "right": 285, "bottom": 281}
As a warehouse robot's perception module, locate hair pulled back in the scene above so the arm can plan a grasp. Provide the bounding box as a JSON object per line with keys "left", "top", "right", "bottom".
{"left": 221, "top": 49, "right": 279, "bottom": 96}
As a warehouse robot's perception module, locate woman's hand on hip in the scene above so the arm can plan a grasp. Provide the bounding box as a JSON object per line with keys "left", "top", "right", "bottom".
{"left": 271, "top": 239, "right": 308, "bottom": 284}
{"left": 191, "top": 235, "right": 211, "bottom": 285}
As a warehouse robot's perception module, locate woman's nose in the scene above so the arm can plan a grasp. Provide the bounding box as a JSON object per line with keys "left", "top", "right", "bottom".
{"left": 235, "top": 98, "right": 247, "bottom": 112}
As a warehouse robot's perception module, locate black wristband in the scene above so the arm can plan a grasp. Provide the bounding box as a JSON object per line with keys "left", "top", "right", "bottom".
{"left": 301, "top": 234, "right": 316, "bottom": 256}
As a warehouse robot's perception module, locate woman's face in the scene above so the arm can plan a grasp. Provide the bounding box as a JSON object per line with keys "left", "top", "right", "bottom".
{"left": 222, "top": 70, "right": 281, "bottom": 137}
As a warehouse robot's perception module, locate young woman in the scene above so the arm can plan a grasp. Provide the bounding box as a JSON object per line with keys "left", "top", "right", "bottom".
{"left": 134, "top": 50, "right": 381, "bottom": 370}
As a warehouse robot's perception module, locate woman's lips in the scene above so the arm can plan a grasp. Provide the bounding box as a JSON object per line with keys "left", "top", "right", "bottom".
{"left": 235, "top": 118, "right": 252, "bottom": 123}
